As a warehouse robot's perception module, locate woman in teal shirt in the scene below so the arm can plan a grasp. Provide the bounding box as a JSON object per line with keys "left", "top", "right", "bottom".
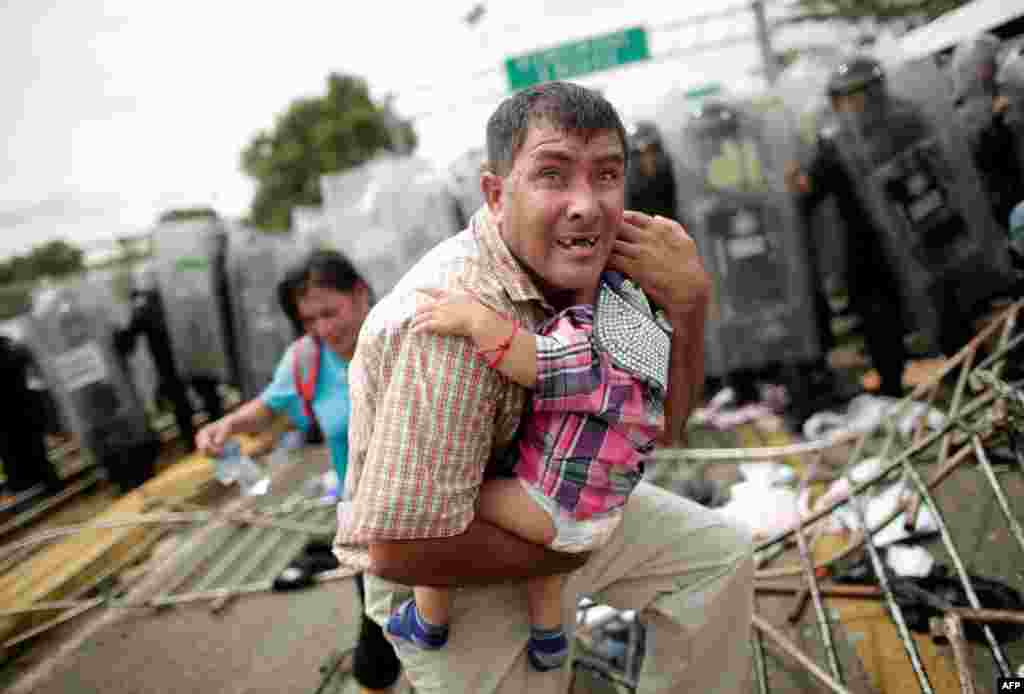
{"left": 195, "top": 250, "right": 367, "bottom": 487}
{"left": 196, "top": 250, "right": 402, "bottom": 694}
{"left": 259, "top": 302, "right": 355, "bottom": 490}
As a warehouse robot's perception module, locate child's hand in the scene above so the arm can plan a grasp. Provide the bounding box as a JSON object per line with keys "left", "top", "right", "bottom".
{"left": 412, "top": 288, "right": 487, "bottom": 337}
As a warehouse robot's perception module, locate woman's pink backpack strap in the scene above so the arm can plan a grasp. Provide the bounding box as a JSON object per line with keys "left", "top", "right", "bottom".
{"left": 291, "top": 334, "right": 321, "bottom": 430}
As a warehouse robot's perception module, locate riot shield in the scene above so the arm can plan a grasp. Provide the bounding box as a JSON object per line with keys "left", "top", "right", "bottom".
{"left": 447, "top": 147, "right": 487, "bottom": 228}
{"left": 830, "top": 57, "right": 1016, "bottom": 354}
{"left": 151, "top": 218, "right": 234, "bottom": 384}
{"left": 951, "top": 34, "right": 1002, "bottom": 151}
{"left": 83, "top": 266, "right": 161, "bottom": 414}
{"left": 320, "top": 155, "right": 462, "bottom": 299}
{"left": 996, "top": 51, "right": 1024, "bottom": 204}
{"left": 775, "top": 50, "right": 849, "bottom": 297}
{"left": 226, "top": 226, "right": 299, "bottom": 400}
{"left": 664, "top": 97, "right": 821, "bottom": 379}
{"left": 24, "top": 285, "right": 158, "bottom": 489}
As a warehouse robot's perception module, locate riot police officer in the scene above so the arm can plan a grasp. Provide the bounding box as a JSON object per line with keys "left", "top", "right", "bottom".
{"left": 114, "top": 265, "right": 199, "bottom": 451}
{"left": 951, "top": 33, "right": 1024, "bottom": 231}
{"left": 0, "top": 333, "right": 62, "bottom": 497}
{"left": 670, "top": 98, "right": 821, "bottom": 409}
{"left": 786, "top": 56, "right": 909, "bottom": 397}
{"left": 788, "top": 54, "right": 1015, "bottom": 376}
{"left": 26, "top": 286, "right": 159, "bottom": 491}
{"left": 626, "top": 121, "right": 679, "bottom": 222}
{"left": 996, "top": 45, "right": 1024, "bottom": 221}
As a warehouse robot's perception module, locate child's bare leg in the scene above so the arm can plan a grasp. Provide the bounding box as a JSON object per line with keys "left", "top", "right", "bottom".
{"left": 477, "top": 478, "right": 556, "bottom": 546}
{"left": 479, "top": 478, "right": 570, "bottom": 671}
{"left": 414, "top": 586, "right": 450, "bottom": 626}
{"left": 525, "top": 572, "right": 571, "bottom": 671}
{"left": 386, "top": 585, "right": 450, "bottom": 650}
{"left": 526, "top": 573, "right": 564, "bottom": 629}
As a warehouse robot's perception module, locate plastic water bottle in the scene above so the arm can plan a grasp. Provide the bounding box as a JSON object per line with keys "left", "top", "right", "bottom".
{"left": 215, "top": 440, "right": 270, "bottom": 496}
{"left": 280, "top": 430, "right": 305, "bottom": 450}
{"left": 269, "top": 430, "right": 305, "bottom": 468}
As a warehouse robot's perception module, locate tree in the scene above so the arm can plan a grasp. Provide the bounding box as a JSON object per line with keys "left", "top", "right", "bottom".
{"left": 29, "top": 240, "right": 85, "bottom": 278}
{"left": 787, "top": 0, "right": 969, "bottom": 24}
{"left": 0, "top": 240, "right": 84, "bottom": 286}
{"left": 241, "top": 73, "right": 417, "bottom": 232}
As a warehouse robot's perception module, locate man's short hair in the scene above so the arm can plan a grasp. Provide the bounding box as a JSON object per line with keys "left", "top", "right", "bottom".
{"left": 485, "top": 81, "right": 629, "bottom": 177}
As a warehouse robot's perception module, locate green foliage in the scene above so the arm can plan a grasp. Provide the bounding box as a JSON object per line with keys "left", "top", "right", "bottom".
{"left": 0, "top": 282, "right": 34, "bottom": 321}
{"left": 0, "top": 240, "right": 86, "bottom": 320}
{"left": 241, "top": 73, "right": 417, "bottom": 231}
{"left": 0, "top": 239, "right": 84, "bottom": 286}
{"left": 789, "top": 0, "right": 969, "bottom": 23}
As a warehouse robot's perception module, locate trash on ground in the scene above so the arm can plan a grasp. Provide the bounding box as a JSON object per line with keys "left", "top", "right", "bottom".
{"left": 802, "top": 394, "right": 946, "bottom": 440}
{"left": 885, "top": 544, "right": 935, "bottom": 578}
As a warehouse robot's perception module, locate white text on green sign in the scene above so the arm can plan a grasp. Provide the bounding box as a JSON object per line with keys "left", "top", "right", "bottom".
{"left": 505, "top": 27, "right": 650, "bottom": 92}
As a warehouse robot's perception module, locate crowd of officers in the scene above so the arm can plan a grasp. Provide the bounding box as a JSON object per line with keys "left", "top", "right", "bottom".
{"left": 3, "top": 33, "right": 1024, "bottom": 503}
{"left": 0, "top": 224, "right": 243, "bottom": 500}
{"left": 626, "top": 35, "right": 1024, "bottom": 413}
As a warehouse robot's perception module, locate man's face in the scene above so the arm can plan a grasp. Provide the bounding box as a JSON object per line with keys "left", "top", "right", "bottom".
{"left": 485, "top": 122, "right": 626, "bottom": 306}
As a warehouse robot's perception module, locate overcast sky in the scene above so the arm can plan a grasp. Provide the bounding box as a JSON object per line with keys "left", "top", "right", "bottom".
{"left": 2, "top": 0, "right": 846, "bottom": 260}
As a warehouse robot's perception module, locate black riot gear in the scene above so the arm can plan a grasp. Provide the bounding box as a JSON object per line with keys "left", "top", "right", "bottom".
{"left": 826, "top": 56, "right": 885, "bottom": 99}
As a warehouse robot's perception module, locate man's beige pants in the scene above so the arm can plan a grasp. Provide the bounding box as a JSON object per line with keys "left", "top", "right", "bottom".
{"left": 365, "top": 481, "right": 755, "bottom": 693}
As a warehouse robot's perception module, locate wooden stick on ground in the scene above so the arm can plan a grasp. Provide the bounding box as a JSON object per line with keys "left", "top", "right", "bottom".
{"left": 751, "top": 614, "right": 854, "bottom": 694}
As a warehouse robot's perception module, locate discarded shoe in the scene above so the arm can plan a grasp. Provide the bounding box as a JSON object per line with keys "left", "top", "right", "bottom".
{"left": 302, "top": 538, "right": 334, "bottom": 556}
{"left": 272, "top": 563, "right": 316, "bottom": 592}
{"left": 272, "top": 541, "right": 340, "bottom": 592}
{"left": 831, "top": 558, "right": 1024, "bottom": 644}
{"left": 891, "top": 566, "right": 1024, "bottom": 644}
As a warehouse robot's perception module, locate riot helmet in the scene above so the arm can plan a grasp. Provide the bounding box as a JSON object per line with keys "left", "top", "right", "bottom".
{"left": 951, "top": 33, "right": 1001, "bottom": 103}
{"left": 826, "top": 55, "right": 885, "bottom": 99}
{"left": 826, "top": 55, "right": 888, "bottom": 133}
{"left": 627, "top": 120, "right": 666, "bottom": 181}
{"left": 686, "top": 100, "right": 765, "bottom": 191}
{"left": 628, "top": 121, "right": 663, "bottom": 152}
{"left": 690, "top": 101, "right": 741, "bottom": 139}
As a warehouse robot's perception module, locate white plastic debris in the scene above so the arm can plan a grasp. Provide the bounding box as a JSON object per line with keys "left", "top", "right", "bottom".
{"left": 803, "top": 394, "right": 946, "bottom": 440}
{"left": 832, "top": 479, "right": 938, "bottom": 546}
{"left": 739, "top": 462, "right": 797, "bottom": 487}
{"left": 718, "top": 483, "right": 801, "bottom": 539}
{"left": 886, "top": 544, "right": 935, "bottom": 578}
{"left": 795, "top": 458, "right": 886, "bottom": 535}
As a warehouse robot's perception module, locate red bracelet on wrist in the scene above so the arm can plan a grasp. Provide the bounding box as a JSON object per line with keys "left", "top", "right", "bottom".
{"left": 477, "top": 321, "right": 518, "bottom": 369}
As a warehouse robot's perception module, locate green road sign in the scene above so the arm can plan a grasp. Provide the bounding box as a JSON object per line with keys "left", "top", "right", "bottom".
{"left": 684, "top": 82, "right": 722, "bottom": 100}
{"left": 683, "top": 82, "right": 723, "bottom": 113}
{"left": 505, "top": 26, "right": 650, "bottom": 92}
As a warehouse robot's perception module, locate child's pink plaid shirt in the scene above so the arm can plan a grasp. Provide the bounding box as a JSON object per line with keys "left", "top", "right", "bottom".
{"left": 516, "top": 303, "right": 664, "bottom": 520}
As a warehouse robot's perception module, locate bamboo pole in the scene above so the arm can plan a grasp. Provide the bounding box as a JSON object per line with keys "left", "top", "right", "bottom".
{"left": 971, "top": 437, "right": 1024, "bottom": 556}
{"left": 792, "top": 457, "right": 843, "bottom": 683}
{"left": 751, "top": 614, "right": 854, "bottom": 694}
{"left": 843, "top": 433, "right": 935, "bottom": 694}
{"left": 900, "top": 447, "right": 1013, "bottom": 676}
{"left": 0, "top": 510, "right": 333, "bottom": 562}
{"left": 943, "top": 614, "right": 977, "bottom": 694}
